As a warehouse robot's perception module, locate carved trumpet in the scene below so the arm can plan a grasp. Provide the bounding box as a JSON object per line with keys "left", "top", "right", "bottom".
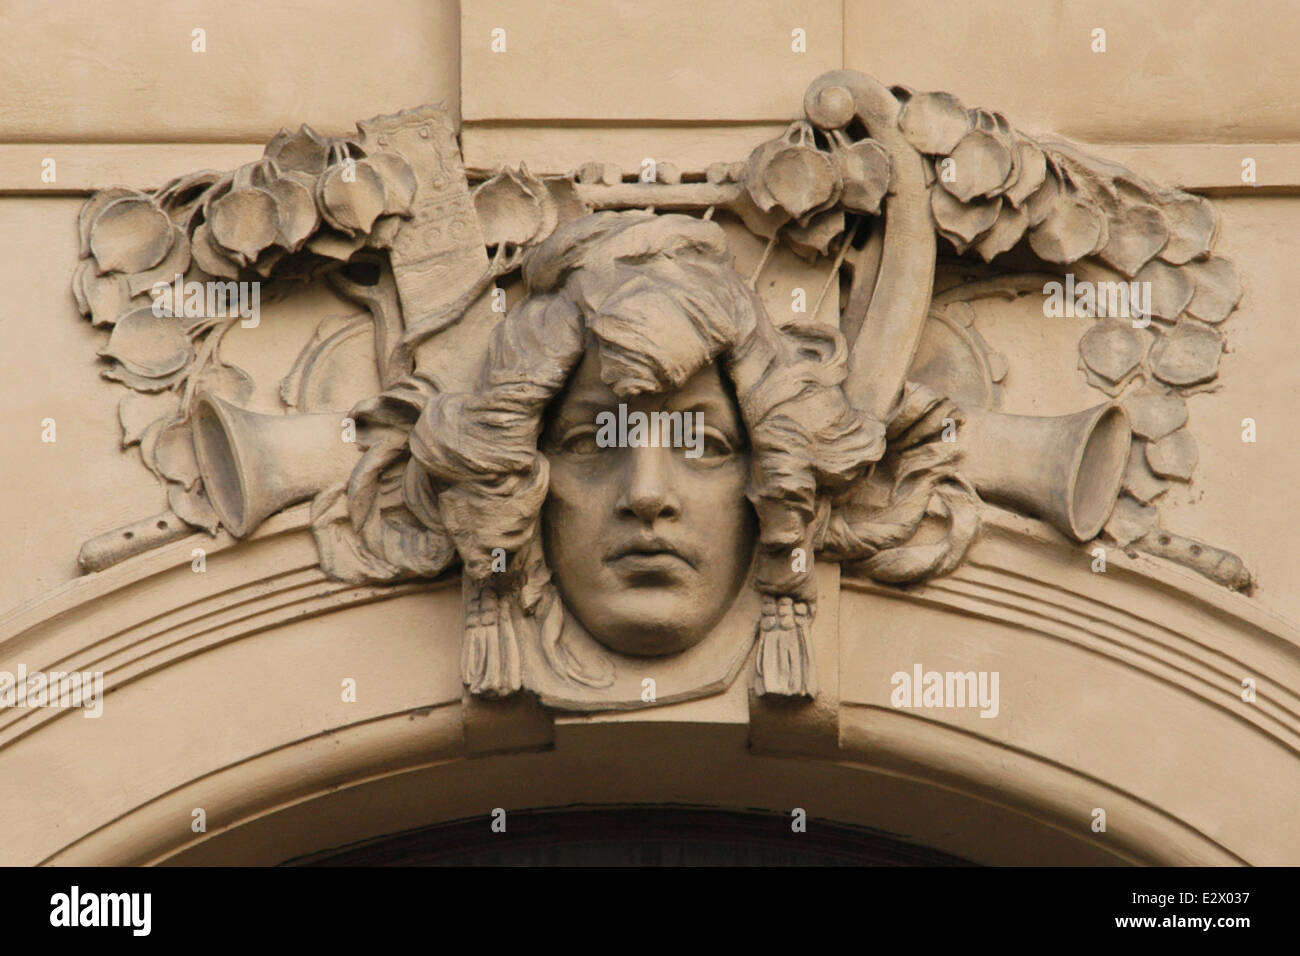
{"left": 192, "top": 392, "right": 361, "bottom": 538}
{"left": 957, "top": 403, "right": 1131, "bottom": 542}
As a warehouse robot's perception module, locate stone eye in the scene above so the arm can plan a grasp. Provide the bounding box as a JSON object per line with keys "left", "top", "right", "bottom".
{"left": 696, "top": 428, "right": 734, "bottom": 459}
{"left": 561, "top": 428, "right": 601, "bottom": 455}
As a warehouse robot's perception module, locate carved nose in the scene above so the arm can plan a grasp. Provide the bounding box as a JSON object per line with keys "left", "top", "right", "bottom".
{"left": 617, "top": 445, "right": 682, "bottom": 522}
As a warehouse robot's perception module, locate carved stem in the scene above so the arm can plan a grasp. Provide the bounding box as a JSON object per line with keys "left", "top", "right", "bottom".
{"left": 811, "top": 216, "right": 861, "bottom": 323}
{"left": 748, "top": 234, "right": 778, "bottom": 288}
{"left": 326, "top": 255, "right": 404, "bottom": 390}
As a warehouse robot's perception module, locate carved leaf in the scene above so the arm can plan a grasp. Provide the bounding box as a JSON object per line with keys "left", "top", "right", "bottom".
{"left": 118, "top": 391, "right": 181, "bottom": 448}
{"left": 981, "top": 117, "right": 1020, "bottom": 199}
{"left": 367, "top": 153, "right": 419, "bottom": 217}
{"left": 127, "top": 226, "right": 193, "bottom": 297}
{"left": 199, "top": 176, "right": 235, "bottom": 232}
{"left": 1097, "top": 201, "right": 1170, "bottom": 277}
{"left": 99, "top": 305, "right": 194, "bottom": 379}
{"left": 169, "top": 481, "right": 221, "bottom": 534}
{"left": 79, "top": 187, "right": 143, "bottom": 258}
{"left": 1080, "top": 367, "right": 1132, "bottom": 398}
{"left": 251, "top": 246, "right": 287, "bottom": 278}
{"left": 1028, "top": 188, "right": 1104, "bottom": 263}
{"left": 1122, "top": 441, "right": 1170, "bottom": 503}
{"left": 1004, "top": 139, "right": 1047, "bottom": 208}
{"left": 83, "top": 269, "right": 132, "bottom": 327}
{"left": 158, "top": 169, "right": 223, "bottom": 211}
{"left": 137, "top": 417, "right": 167, "bottom": 476}
{"left": 306, "top": 227, "right": 368, "bottom": 261}
{"left": 973, "top": 202, "right": 1029, "bottom": 261}
{"left": 473, "top": 167, "right": 546, "bottom": 247}
{"left": 162, "top": 172, "right": 224, "bottom": 233}
{"left": 231, "top": 161, "right": 260, "bottom": 193}
{"left": 71, "top": 259, "right": 92, "bottom": 315}
{"left": 266, "top": 172, "right": 320, "bottom": 252}
{"left": 728, "top": 191, "right": 789, "bottom": 240}
{"left": 190, "top": 222, "right": 241, "bottom": 279}
{"left": 90, "top": 197, "right": 174, "bottom": 274}
{"left": 1122, "top": 385, "right": 1187, "bottom": 440}
{"left": 1145, "top": 429, "right": 1198, "bottom": 481}
{"left": 1079, "top": 318, "right": 1148, "bottom": 384}
{"left": 1183, "top": 258, "right": 1242, "bottom": 324}
{"left": 103, "top": 362, "right": 187, "bottom": 393}
{"left": 939, "top": 129, "right": 1013, "bottom": 203}
{"left": 1135, "top": 259, "right": 1194, "bottom": 320}
{"left": 195, "top": 360, "right": 255, "bottom": 404}
{"left": 1086, "top": 195, "right": 1112, "bottom": 258}
{"left": 972, "top": 108, "right": 1001, "bottom": 133}
{"left": 366, "top": 215, "right": 402, "bottom": 250}
{"left": 898, "top": 92, "right": 970, "bottom": 155}
{"left": 1148, "top": 320, "right": 1224, "bottom": 387}
{"left": 835, "top": 139, "right": 890, "bottom": 215}
{"left": 743, "top": 138, "right": 790, "bottom": 213}
{"left": 1159, "top": 194, "right": 1216, "bottom": 264}
{"left": 1104, "top": 495, "right": 1158, "bottom": 547}
{"left": 319, "top": 162, "right": 387, "bottom": 236}
{"left": 931, "top": 187, "right": 1001, "bottom": 247}
{"left": 264, "top": 125, "right": 330, "bottom": 175}
{"left": 208, "top": 187, "right": 280, "bottom": 261}
{"left": 529, "top": 169, "right": 560, "bottom": 245}
{"left": 1024, "top": 166, "right": 1062, "bottom": 228}
{"left": 543, "top": 176, "right": 592, "bottom": 226}
{"left": 761, "top": 145, "right": 841, "bottom": 221}
{"left": 785, "top": 209, "right": 845, "bottom": 261}
{"left": 154, "top": 420, "right": 201, "bottom": 490}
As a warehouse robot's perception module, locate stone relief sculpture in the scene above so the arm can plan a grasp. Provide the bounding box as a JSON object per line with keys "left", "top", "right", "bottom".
{"left": 69, "top": 71, "right": 1252, "bottom": 710}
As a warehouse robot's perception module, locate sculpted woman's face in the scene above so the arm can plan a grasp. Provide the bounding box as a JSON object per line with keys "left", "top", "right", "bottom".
{"left": 540, "top": 350, "right": 757, "bottom": 656}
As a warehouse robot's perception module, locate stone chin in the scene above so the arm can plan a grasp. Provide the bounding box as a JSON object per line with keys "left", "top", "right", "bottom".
{"left": 553, "top": 556, "right": 755, "bottom": 658}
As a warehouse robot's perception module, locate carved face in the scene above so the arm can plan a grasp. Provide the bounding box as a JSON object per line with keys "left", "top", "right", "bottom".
{"left": 540, "top": 350, "right": 757, "bottom": 656}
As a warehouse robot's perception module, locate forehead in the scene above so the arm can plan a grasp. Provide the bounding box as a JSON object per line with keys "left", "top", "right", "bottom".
{"left": 566, "top": 351, "right": 738, "bottom": 403}
{"left": 552, "top": 349, "right": 740, "bottom": 418}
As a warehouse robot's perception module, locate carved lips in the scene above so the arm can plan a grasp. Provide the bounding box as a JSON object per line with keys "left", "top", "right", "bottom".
{"left": 605, "top": 534, "right": 697, "bottom": 579}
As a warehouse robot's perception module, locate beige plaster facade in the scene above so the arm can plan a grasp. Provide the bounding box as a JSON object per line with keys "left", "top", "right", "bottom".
{"left": 1, "top": 1, "right": 1298, "bottom": 866}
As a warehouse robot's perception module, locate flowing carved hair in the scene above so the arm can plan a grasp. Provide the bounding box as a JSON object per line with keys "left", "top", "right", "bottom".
{"left": 407, "top": 211, "right": 886, "bottom": 697}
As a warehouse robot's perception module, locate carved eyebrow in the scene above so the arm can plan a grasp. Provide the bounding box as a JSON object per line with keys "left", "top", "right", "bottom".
{"left": 674, "top": 398, "right": 728, "bottom": 413}
{"left": 671, "top": 398, "right": 742, "bottom": 426}
{"left": 542, "top": 394, "right": 615, "bottom": 440}
{"left": 556, "top": 378, "right": 619, "bottom": 404}
{"left": 551, "top": 394, "right": 617, "bottom": 420}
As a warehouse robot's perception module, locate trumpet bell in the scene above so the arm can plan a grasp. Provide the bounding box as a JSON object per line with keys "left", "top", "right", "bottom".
{"left": 959, "top": 403, "right": 1131, "bottom": 542}
{"left": 193, "top": 392, "right": 361, "bottom": 538}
